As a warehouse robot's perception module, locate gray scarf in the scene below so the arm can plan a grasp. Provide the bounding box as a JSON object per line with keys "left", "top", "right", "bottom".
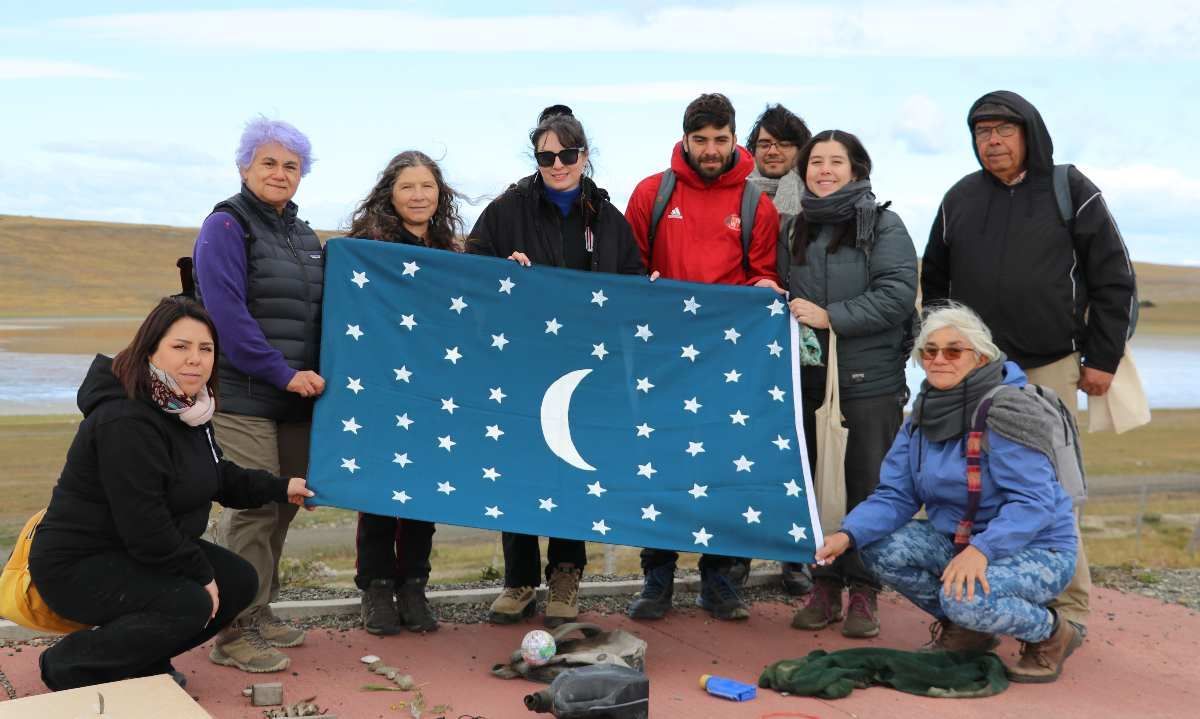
{"left": 749, "top": 169, "right": 802, "bottom": 214}
{"left": 799, "top": 179, "right": 879, "bottom": 250}
{"left": 910, "top": 357, "right": 1007, "bottom": 443}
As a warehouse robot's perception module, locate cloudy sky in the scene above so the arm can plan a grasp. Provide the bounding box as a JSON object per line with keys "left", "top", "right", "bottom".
{"left": 1, "top": 1, "right": 1196, "bottom": 264}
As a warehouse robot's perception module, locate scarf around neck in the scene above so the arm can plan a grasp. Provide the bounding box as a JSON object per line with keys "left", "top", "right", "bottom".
{"left": 909, "top": 356, "right": 1007, "bottom": 443}
{"left": 148, "top": 362, "right": 215, "bottom": 427}
{"left": 799, "top": 179, "right": 879, "bottom": 249}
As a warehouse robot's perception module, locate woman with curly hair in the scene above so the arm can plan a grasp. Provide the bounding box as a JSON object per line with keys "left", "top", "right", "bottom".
{"left": 345, "top": 150, "right": 464, "bottom": 636}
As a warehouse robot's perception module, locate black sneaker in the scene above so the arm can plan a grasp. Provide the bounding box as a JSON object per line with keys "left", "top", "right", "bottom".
{"left": 627, "top": 563, "right": 675, "bottom": 620}
{"left": 696, "top": 567, "right": 750, "bottom": 621}
{"left": 361, "top": 578, "right": 403, "bottom": 636}
{"left": 781, "top": 562, "right": 814, "bottom": 596}
{"left": 395, "top": 577, "right": 439, "bottom": 633}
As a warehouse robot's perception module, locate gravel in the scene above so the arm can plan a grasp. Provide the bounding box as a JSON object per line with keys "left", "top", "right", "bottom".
{"left": 1091, "top": 565, "right": 1200, "bottom": 611}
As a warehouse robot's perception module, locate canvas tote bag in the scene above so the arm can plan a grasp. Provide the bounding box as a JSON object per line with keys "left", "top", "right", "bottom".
{"left": 814, "top": 332, "right": 849, "bottom": 535}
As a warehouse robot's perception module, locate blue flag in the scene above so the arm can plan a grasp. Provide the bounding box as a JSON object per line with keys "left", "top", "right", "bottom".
{"left": 308, "top": 238, "right": 821, "bottom": 563}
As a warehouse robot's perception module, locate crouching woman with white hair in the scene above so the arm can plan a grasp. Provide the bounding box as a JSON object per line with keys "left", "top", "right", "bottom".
{"left": 815, "top": 303, "right": 1082, "bottom": 683}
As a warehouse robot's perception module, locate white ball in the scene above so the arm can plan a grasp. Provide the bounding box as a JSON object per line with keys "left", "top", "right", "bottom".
{"left": 521, "top": 629, "right": 557, "bottom": 666}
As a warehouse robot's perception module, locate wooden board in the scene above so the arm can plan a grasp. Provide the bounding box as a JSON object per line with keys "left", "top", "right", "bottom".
{"left": 0, "top": 674, "right": 214, "bottom": 718}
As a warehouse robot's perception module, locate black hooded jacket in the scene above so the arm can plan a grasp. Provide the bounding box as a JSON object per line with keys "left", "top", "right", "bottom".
{"left": 30, "top": 355, "right": 288, "bottom": 587}
{"left": 467, "top": 174, "right": 645, "bottom": 276}
{"left": 922, "top": 90, "right": 1136, "bottom": 373}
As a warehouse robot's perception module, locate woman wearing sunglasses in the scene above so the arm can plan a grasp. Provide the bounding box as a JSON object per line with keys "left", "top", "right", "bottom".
{"left": 817, "top": 303, "right": 1080, "bottom": 683}
{"left": 468, "top": 105, "right": 644, "bottom": 627}
{"left": 778, "top": 130, "right": 918, "bottom": 639}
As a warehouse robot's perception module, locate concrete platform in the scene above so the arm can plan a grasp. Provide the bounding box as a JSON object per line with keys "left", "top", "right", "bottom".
{"left": 2, "top": 586, "right": 1197, "bottom": 718}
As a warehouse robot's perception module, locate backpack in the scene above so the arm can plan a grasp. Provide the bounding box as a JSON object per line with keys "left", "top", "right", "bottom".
{"left": 492, "top": 622, "right": 648, "bottom": 684}
{"left": 647, "top": 168, "right": 760, "bottom": 274}
{"left": 174, "top": 203, "right": 254, "bottom": 300}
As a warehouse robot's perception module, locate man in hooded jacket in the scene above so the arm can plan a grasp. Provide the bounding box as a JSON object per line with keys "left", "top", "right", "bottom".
{"left": 922, "top": 89, "right": 1137, "bottom": 680}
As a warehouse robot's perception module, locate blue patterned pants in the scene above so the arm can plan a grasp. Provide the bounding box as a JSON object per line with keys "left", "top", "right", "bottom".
{"left": 860, "top": 520, "right": 1076, "bottom": 642}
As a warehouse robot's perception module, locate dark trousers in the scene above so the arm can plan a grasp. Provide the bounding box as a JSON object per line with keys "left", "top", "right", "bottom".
{"left": 640, "top": 549, "right": 745, "bottom": 575}
{"left": 354, "top": 513, "right": 435, "bottom": 590}
{"left": 502, "top": 532, "right": 587, "bottom": 588}
{"left": 32, "top": 539, "right": 257, "bottom": 691}
{"left": 803, "top": 383, "right": 905, "bottom": 589}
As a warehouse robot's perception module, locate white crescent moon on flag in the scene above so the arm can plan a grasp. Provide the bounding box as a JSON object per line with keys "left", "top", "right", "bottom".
{"left": 540, "top": 368, "right": 596, "bottom": 471}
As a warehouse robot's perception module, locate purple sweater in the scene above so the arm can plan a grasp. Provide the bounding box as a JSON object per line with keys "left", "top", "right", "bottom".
{"left": 192, "top": 212, "right": 296, "bottom": 390}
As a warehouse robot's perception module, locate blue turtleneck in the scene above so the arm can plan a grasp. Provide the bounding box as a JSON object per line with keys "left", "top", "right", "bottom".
{"left": 544, "top": 184, "right": 581, "bottom": 217}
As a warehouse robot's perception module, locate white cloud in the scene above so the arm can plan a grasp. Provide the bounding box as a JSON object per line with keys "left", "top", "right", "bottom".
{"left": 0, "top": 58, "right": 126, "bottom": 80}
{"left": 489, "top": 82, "right": 828, "bottom": 104}
{"left": 1080, "top": 163, "right": 1200, "bottom": 202}
{"left": 41, "top": 141, "right": 220, "bottom": 167}
{"left": 57, "top": 1, "right": 1200, "bottom": 58}
{"left": 892, "top": 94, "right": 952, "bottom": 155}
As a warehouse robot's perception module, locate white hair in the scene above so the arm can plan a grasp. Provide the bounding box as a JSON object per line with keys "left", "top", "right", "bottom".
{"left": 914, "top": 302, "right": 1002, "bottom": 363}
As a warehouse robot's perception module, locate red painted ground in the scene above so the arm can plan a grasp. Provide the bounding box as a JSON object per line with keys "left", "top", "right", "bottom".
{"left": 2, "top": 587, "right": 1198, "bottom": 718}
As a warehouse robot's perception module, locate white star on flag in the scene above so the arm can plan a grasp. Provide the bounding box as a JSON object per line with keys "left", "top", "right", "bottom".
{"left": 346, "top": 324, "right": 363, "bottom": 340}
{"left": 734, "top": 455, "right": 755, "bottom": 472}
{"left": 440, "top": 397, "right": 458, "bottom": 414}
{"left": 437, "top": 481, "right": 455, "bottom": 495}
{"left": 637, "top": 462, "right": 657, "bottom": 478}
{"left": 592, "top": 520, "right": 611, "bottom": 536}
{"left": 437, "top": 435, "right": 456, "bottom": 452}
{"left": 401, "top": 261, "right": 420, "bottom": 277}
{"left": 350, "top": 270, "right": 369, "bottom": 288}
{"left": 769, "top": 385, "right": 786, "bottom": 402}
{"left": 545, "top": 318, "right": 563, "bottom": 334}
{"left": 683, "top": 296, "right": 701, "bottom": 314}
{"left": 688, "top": 483, "right": 708, "bottom": 499}
{"left": 444, "top": 346, "right": 462, "bottom": 364}
{"left": 783, "top": 479, "right": 803, "bottom": 497}
{"left": 742, "top": 506, "right": 762, "bottom": 524}
{"left": 789, "top": 523, "right": 808, "bottom": 542}
{"left": 346, "top": 377, "right": 364, "bottom": 394}
{"left": 591, "top": 343, "right": 609, "bottom": 360}
{"left": 391, "top": 490, "right": 411, "bottom": 504}
{"left": 341, "top": 417, "right": 362, "bottom": 434}
{"left": 395, "top": 413, "right": 413, "bottom": 429}
{"left": 685, "top": 441, "right": 705, "bottom": 457}
{"left": 680, "top": 344, "right": 700, "bottom": 362}
{"left": 485, "top": 424, "right": 504, "bottom": 440}
{"left": 498, "top": 277, "right": 515, "bottom": 294}
{"left": 641, "top": 505, "right": 661, "bottom": 521}
{"left": 340, "top": 457, "right": 359, "bottom": 473}
{"left": 484, "top": 505, "right": 503, "bottom": 518}
{"left": 449, "top": 296, "right": 468, "bottom": 314}
{"left": 635, "top": 377, "right": 655, "bottom": 393}
{"left": 591, "top": 290, "right": 608, "bottom": 307}
{"left": 393, "top": 453, "right": 412, "bottom": 468}
{"left": 491, "top": 333, "right": 509, "bottom": 351}
{"left": 692, "top": 527, "right": 713, "bottom": 546}
{"left": 399, "top": 314, "right": 417, "bottom": 331}
{"left": 393, "top": 366, "right": 412, "bottom": 383}
{"left": 635, "top": 324, "right": 653, "bottom": 341}
{"left": 724, "top": 369, "right": 741, "bottom": 383}
{"left": 489, "top": 387, "right": 506, "bottom": 403}
{"left": 767, "top": 299, "right": 786, "bottom": 316}
{"left": 635, "top": 423, "right": 654, "bottom": 438}
{"left": 767, "top": 341, "right": 783, "bottom": 357}
{"left": 723, "top": 327, "right": 741, "bottom": 343}
{"left": 587, "top": 481, "right": 607, "bottom": 497}
{"left": 482, "top": 467, "right": 501, "bottom": 481}
{"left": 683, "top": 397, "right": 702, "bottom": 413}
{"left": 538, "top": 498, "right": 557, "bottom": 512}
{"left": 772, "top": 435, "right": 791, "bottom": 450}
{"left": 730, "top": 410, "right": 749, "bottom": 426}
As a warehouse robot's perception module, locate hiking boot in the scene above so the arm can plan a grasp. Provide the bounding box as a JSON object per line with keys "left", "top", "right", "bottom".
{"left": 256, "top": 606, "right": 306, "bottom": 648}
{"left": 791, "top": 579, "right": 843, "bottom": 630}
{"left": 842, "top": 585, "right": 880, "bottom": 638}
{"left": 781, "top": 562, "right": 813, "bottom": 596}
{"left": 726, "top": 559, "right": 750, "bottom": 589}
{"left": 209, "top": 625, "right": 290, "bottom": 673}
{"left": 1008, "top": 613, "right": 1083, "bottom": 683}
{"left": 626, "top": 564, "right": 675, "bottom": 620}
{"left": 925, "top": 619, "right": 999, "bottom": 653}
{"left": 696, "top": 567, "right": 751, "bottom": 621}
{"left": 544, "top": 563, "right": 582, "bottom": 629}
{"left": 488, "top": 586, "right": 537, "bottom": 624}
{"left": 395, "top": 577, "right": 439, "bottom": 633}
{"left": 361, "top": 579, "right": 403, "bottom": 636}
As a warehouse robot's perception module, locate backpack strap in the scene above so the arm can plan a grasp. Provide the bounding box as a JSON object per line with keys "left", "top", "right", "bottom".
{"left": 646, "top": 169, "right": 676, "bottom": 265}
{"left": 956, "top": 385, "right": 1007, "bottom": 554}
{"left": 1052, "top": 164, "right": 1074, "bottom": 226}
{"left": 739, "top": 182, "right": 760, "bottom": 275}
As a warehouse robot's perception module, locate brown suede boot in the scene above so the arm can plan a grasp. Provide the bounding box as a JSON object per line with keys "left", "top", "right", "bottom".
{"left": 544, "top": 563, "right": 582, "bottom": 629}
{"left": 1007, "top": 614, "right": 1083, "bottom": 683}
{"left": 925, "top": 619, "right": 1000, "bottom": 653}
{"left": 790, "top": 579, "right": 843, "bottom": 630}
{"left": 841, "top": 584, "right": 880, "bottom": 638}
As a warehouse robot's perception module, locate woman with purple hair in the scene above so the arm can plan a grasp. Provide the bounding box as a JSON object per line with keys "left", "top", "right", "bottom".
{"left": 191, "top": 116, "right": 325, "bottom": 674}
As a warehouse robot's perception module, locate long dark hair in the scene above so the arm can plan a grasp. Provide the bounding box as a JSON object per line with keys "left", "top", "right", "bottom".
{"left": 530, "top": 105, "right": 593, "bottom": 177}
{"left": 112, "top": 297, "right": 220, "bottom": 402}
{"left": 347, "top": 150, "right": 463, "bottom": 251}
{"left": 790, "top": 129, "right": 874, "bottom": 263}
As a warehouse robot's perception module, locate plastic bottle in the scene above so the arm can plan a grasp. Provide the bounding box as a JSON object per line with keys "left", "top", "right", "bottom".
{"left": 699, "top": 674, "right": 757, "bottom": 701}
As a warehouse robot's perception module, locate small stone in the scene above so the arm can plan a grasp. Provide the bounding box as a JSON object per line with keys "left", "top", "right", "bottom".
{"left": 360, "top": 654, "right": 381, "bottom": 664}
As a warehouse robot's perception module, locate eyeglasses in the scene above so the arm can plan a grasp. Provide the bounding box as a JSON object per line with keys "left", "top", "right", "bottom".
{"left": 534, "top": 148, "right": 583, "bottom": 168}
{"left": 919, "top": 345, "right": 978, "bottom": 361}
{"left": 973, "top": 123, "right": 1020, "bottom": 141}
{"left": 754, "top": 139, "right": 796, "bottom": 152}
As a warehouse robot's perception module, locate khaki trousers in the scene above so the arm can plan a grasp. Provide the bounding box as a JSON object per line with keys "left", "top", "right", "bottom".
{"left": 212, "top": 413, "right": 310, "bottom": 621}
{"left": 1024, "top": 353, "right": 1091, "bottom": 628}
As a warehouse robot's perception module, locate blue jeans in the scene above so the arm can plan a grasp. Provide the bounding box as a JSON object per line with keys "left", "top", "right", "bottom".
{"left": 860, "top": 520, "right": 1076, "bottom": 643}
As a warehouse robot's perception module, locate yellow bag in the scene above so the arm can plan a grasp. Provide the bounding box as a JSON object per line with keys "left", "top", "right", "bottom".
{"left": 0, "top": 509, "right": 91, "bottom": 634}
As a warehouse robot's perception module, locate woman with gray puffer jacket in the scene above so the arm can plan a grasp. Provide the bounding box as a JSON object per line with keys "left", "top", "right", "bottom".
{"left": 776, "top": 129, "right": 918, "bottom": 640}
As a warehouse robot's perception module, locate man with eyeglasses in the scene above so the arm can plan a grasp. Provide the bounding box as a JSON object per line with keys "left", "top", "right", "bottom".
{"left": 921, "top": 90, "right": 1136, "bottom": 681}
{"left": 746, "top": 104, "right": 812, "bottom": 215}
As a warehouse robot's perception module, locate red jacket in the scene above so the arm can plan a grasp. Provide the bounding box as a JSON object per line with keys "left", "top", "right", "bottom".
{"left": 625, "top": 142, "right": 779, "bottom": 286}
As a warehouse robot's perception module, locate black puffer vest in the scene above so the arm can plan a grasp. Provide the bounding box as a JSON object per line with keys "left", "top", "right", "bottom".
{"left": 197, "top": 185, "right": 324, "bottom": 420}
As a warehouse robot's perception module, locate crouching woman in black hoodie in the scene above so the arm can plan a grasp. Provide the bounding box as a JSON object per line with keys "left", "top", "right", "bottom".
{"left": 29, "top": 297, "right": 314, "bottom": 691}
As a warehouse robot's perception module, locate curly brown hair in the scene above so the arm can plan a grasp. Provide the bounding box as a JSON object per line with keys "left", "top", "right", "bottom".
{"left": 347, "top": 150, "right": 463, "bottom": 250}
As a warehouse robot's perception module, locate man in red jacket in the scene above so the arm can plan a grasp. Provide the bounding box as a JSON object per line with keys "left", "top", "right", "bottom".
{"left": 624, "top": 93, "right": 783, "bottom": 622}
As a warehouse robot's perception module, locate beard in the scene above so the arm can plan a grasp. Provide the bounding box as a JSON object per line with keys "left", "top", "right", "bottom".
{"left": 687, "top": 150, "right": 735, "bottom": 181}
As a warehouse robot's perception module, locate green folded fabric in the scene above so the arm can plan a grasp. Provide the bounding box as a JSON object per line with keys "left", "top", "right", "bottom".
{"left": 759, "top": 647, "right": 1009, "bottom": 699}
